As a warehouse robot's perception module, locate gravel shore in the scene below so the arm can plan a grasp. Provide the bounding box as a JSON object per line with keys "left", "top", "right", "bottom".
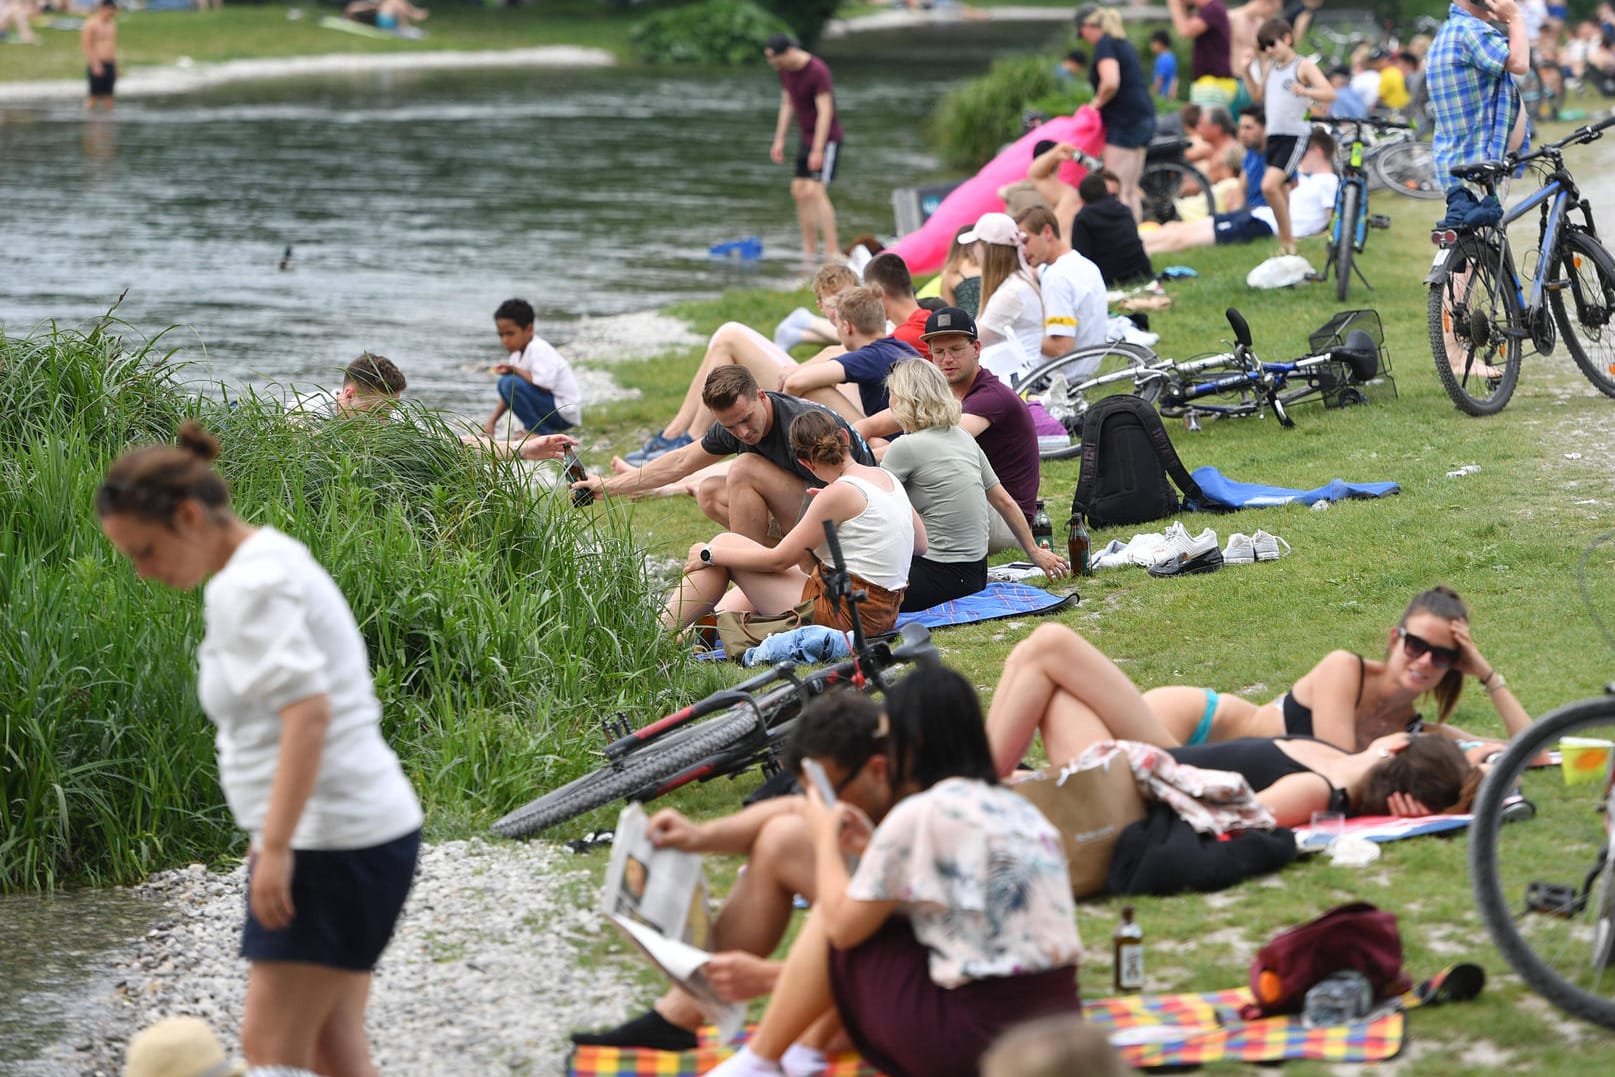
{"left": 37, "top": 839, "right": 641, "bottom": 1077}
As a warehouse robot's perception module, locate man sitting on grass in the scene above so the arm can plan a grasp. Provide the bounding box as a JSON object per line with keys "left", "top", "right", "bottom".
{"left": 574, "top": 365, "right": 874, "bottom": 546}
{"left": 1142, "top": 126, "right": 1338, "bottom": 254}
{"left": 780, "top": 286, "right": 918, "bottom": 420}
{"left": 334, "top": 352, "right": 408, "bottom": 418}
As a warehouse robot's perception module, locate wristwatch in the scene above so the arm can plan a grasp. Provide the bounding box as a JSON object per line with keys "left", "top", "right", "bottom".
{"left": 700, "top": 546, "right": 713, "bottom": 564}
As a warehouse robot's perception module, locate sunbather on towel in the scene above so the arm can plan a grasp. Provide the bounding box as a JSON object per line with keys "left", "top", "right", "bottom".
{"left": 985, "top": 622, "right": 1483, "bottom": 827}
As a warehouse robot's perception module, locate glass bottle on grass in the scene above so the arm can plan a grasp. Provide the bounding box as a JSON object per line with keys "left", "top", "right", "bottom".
{"left": 1114, "top": 905, "right": 1144, "bottom": 993}
{"left": 1032, "top": 499, "right": 1054, "bottom": 552}
{"left": 1067, "top": 512, "right": 1091, "bottom": 576}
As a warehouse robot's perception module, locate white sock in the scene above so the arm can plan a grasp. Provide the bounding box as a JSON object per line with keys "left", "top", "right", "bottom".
{"left": 773, "top": 307, "right": 816, "bottom": 352}
{"left": 781, "top": 1043, "right": 829, "bottom": 1077}
{"left": 708, "top": 1045, "right": 785, "bottom": 1077}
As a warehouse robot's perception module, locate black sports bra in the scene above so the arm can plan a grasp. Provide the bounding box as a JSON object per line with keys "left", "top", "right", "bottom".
{"left": 1169, "top": 737, "right": 1352, "bottom": 815}
{"left": 1282, "top": 653, "right": 1423, "bottom": 743}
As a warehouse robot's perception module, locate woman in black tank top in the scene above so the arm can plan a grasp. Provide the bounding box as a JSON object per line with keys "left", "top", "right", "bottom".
{"left": 987, "top": 623, "right": 1482, "bottom": 827}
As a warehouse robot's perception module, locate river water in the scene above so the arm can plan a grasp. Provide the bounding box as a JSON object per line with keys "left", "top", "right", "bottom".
{"left": 0, "top": 22, "right": 1062, "bottom": 420}
{"left": 0, "top": 24, "right": 1067, "bottom": 1070}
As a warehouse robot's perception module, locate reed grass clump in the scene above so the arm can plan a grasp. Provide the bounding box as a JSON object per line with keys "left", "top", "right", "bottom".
{"left": 0, "top": 321, "right": 720, "bottom": 892}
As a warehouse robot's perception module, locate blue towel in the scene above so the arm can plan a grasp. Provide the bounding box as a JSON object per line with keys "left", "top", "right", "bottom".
{"left": 1189, "top": 465, "right": 1400, "bottom": 509}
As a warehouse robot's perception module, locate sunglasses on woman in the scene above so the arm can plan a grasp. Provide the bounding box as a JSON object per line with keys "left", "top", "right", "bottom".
{"left": 1398, "top": 627, "right": 1459, "bottom": 669}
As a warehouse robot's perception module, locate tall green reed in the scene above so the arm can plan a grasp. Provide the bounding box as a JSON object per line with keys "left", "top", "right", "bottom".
{"left": 0, "top": 321, "right": 722, "bottom": 892}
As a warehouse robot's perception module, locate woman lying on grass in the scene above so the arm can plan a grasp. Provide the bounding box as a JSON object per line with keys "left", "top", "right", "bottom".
{"left": 710, "top": 666, "right": 1081, "bottom": 1077}
{"left": 661, "top": 408, "right": 924, "bottom": 639}
{"left": 1042, "top": 587, "right": 1529, "bottom": 760}
{"left": 986, "top": 623, "right": 1482, "bottom": 827}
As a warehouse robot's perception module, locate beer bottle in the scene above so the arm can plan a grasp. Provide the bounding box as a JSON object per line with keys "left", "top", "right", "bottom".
{"left": 563, "top": 452, "right": 594, "bottom": 507}
{"left": 1032, "top": 499, "right": 1054, "bottom": 552}
{"left": 1113, "top": 905, "right": 1144, "bottom": 993}
{"left": 1067, "top": 512, "right": 1091, "bottom": 576}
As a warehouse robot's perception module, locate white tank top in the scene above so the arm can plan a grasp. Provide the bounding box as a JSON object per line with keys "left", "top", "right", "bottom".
{"left": 1265, "top": 57, "right": 1310, "bottom": 137}
{"left": 821, "top": 473, "right": 914, "bottom": 592}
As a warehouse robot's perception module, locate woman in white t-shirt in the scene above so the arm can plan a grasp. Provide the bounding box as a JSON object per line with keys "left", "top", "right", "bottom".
{"left": 97, "top": 422, "right": 422, "bottom": 1077}
{"left": 964, "top": 211, "right": 1044, "bottom": 386}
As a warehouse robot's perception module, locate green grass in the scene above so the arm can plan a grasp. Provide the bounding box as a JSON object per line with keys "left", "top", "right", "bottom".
{"left": 0, "top": 315, "right": 727, "bottom": 891}
{"left": 553, "top": 164, "right": 1615, "bottom": 1067}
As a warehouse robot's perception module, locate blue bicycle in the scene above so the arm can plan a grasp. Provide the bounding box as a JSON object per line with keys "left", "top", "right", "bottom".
{"left": 1426, "top": 115, "right": 1615, "bottom": 415}
{"left": 1323, "top": 117, "right": 1413, "bottom": 303}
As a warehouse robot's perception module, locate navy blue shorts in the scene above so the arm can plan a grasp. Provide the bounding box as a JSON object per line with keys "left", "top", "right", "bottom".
{"left": 1105, "top": 113, "right": 1157, "bottom": 150}
{"left": 794, "top": 140, "right": 840, "bottom": 184}
{"left": 1213, "top": 209, "right": 1275, "bottom": 244}
{"left": 241, "top": 828, "right": 421, "bottom": 972}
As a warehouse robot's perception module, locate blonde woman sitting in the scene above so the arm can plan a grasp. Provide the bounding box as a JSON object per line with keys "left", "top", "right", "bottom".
{"left": 662, "top": 409, "right": 923, "bottom": 639}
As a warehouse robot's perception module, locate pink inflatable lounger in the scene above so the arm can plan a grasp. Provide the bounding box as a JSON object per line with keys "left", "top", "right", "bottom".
{"left": 888, "top": 108, "right": 1106, "bottom": 276}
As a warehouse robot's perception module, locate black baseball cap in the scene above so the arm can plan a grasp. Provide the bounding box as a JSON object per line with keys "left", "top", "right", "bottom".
{"left": 920, "top": 307, "right": 978, "bottom": 342}
{"left": 763, "top": 32, "right": 798, "bottom": 55}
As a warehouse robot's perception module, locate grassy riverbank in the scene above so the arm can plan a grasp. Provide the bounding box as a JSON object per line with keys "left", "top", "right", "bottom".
{"left": 566, "top": 175, "right": 1615, "bottom": 1069}
{"left": 0, "top": 317, "right": 725, "bottom": 891}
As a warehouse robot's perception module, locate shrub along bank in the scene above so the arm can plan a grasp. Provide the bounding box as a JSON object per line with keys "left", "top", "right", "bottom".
{"left": 0, "top": 319, "right": 723, "bottom": 892}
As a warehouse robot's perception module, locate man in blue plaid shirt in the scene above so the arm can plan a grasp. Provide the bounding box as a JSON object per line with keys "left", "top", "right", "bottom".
{"left": 1427, "top": 0, "right": 1531, "bottom": 194}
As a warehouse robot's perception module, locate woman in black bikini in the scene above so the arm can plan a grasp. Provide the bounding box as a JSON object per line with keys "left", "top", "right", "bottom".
{"left": 985, "top": 620, "right": 1482, "bottom": 827}
{"left": 992, "top": 586, "right": 1530, "bottom": 759}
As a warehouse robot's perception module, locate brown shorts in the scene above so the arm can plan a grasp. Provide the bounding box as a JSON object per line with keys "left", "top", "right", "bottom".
{"left": 801, "top": 562, "right": 904, "bottom": 638}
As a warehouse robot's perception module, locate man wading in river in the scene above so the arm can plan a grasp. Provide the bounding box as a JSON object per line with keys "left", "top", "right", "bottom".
{"left": 764, "top": 32, "right": 842, "bottom": 261}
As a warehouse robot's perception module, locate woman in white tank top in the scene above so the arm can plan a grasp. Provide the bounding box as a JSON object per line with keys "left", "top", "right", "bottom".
{"left": 663, "top": 409, "right": 925, "bottom": 638}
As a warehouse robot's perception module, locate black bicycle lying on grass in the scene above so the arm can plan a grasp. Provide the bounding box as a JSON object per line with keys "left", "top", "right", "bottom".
{"left": 492, "top": 521, "right": 939, "bottom": 839}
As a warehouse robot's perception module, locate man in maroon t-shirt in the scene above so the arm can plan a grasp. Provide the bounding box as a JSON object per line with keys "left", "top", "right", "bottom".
{"left": 1169, "top": 0, "right": 1235, "bottom": 86}
{"left": 764, "top": 32, "right": 842, "bottom": 260}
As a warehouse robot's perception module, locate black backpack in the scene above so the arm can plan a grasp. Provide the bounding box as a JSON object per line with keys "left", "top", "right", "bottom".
{"left": 1070, "top": 394, "right": 1205, "bottom": 529}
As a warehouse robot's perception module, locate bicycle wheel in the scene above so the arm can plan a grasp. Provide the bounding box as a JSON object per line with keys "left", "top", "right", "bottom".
{"left": 1018, "top": 342, "right": 1163, "bottom": 460}
{"left": 1334, "top": 182, "right": 1361, "bottom": 303}
{"left": 1470, "top": 695, "right": 1615, "bottom": 1029}
{"left": 1370, "top": 138, "right": 1443, "bottom": 201}
{"left": 1140, "top": 161, "right": 1215, "bottom": 226}
{"left": 1518, "top": 65, "right": 1561, "bottom": 123}
{"left": 1551, "top": 228, "right": 1615, "bottom": 400}
{"left": 1427, "top": 231, "right": 1523, "bottom": 415}
{"left": 491, "top": 709, "right": 758, "bottom": 838}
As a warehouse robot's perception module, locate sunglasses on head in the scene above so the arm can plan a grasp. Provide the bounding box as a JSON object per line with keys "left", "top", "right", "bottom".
{"left": 1398, "top": 627, "right": 1459, "bottom": 669}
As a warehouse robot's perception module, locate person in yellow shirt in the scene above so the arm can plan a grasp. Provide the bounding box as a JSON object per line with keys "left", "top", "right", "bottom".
{"left": 1371, "top": 50, "right": 1410, "bottom": 110}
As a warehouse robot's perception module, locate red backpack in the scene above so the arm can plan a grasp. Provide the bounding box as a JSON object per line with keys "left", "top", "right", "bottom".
{"left": 1242, "top": 902, "right": 1411, "bottom": 1019}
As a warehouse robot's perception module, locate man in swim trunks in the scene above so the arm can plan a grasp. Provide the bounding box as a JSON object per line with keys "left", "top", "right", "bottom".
{"left": 81, "top": 0, "right": 116, "bottom": 112}
{"left": 764, "top": 32, "right": 842, "bottom": 260}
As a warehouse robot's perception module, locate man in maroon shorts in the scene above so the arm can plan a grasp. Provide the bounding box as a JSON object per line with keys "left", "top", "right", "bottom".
{"left": 764, "top": 32, "right": 842, "bottom": 260}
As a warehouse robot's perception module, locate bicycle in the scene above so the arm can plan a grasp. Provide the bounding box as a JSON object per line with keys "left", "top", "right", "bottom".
{"left": 1323, "top": 116, "right": 1412, "bottom": 302}
{"left": 1019, "top": 308, "right": 1390, "bottom": 455}
{"left": 1469, "top": 535, "right": 1615, "bottom": 1029}
{"left": 490, "top": 520, "right": 939, "bottom": 839}
{"left": 1426, "top": 115, "right": 1615, "bottom": 416}
{"left": 1140, "top": 137, "right": 1217, "bottom": 227}
{"left": 1364, "top": 128, "right": 1442, "bottom": 201}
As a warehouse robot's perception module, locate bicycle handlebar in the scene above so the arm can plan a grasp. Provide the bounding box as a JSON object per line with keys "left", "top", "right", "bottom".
{"left": 1454, "top": 114, "right": 1615, "bottom": 183}
{"left": 1324, "top": 116, "right": 1412, "bottom": 133}
{"left": 1225, "top": 307, "right": 1253, "bottom": 349}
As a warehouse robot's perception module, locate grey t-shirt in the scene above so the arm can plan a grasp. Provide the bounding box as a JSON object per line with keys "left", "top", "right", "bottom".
{"left": 700, "top": 391, "right": 875, "bottom": 485}
{"left": 881, "top": 425, "right": 1000, "bottom": 564}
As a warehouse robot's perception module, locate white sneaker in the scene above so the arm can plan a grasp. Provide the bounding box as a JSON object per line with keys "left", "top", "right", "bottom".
{"left": 1252, "top": 530, "right": 1291, "bottom": 562}
{"left": 1123, "top": 527, "right": 1177, "bottom": 567}
{"left": 1150, "top": 525, "right": 1218, "bottom": 570}
{"left": 1222, "top": 532, "right": 1256, "bottom": 564}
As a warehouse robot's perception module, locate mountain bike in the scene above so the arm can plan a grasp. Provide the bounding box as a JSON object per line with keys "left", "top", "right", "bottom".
{"left": 1323, "top": 116, "right": 1411, "bottom": 302}
{"left": 1469, "top": 535, "right": 1615, "bottom": 1029}
{"left": 1426, "top": 115, "right": 1615, "bottom": 415}
{"left": 1019, "top": 309, "right": 1389, "bottom": 454}
{"left": 491, "top": 521, "right": 939, "bottom": 839}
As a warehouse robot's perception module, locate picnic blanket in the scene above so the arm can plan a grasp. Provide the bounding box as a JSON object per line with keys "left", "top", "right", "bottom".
{"left": 566, "top": 984, "right": 1410, "bottom": 1075}
{"left": 1294, "top": 812, "right": 1472, "bottom": 850}
{"left": 1188, "top": 465, "right": 1400, "bottom": 510}
{"left": 700, "top": 583, "right": 1077, "bottom": 661}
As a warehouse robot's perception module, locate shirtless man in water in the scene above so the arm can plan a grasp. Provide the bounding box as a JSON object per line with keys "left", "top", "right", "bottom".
{"left": 81, "top": 0, "right": 116, "bottom": 111}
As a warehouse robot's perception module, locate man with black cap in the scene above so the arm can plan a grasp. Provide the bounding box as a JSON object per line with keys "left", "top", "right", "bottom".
{"left": 764, "top": 32, "right": 842, "bottom": 260}
{"left": 857, "top": 307, "right": 1044, "bottom": 553}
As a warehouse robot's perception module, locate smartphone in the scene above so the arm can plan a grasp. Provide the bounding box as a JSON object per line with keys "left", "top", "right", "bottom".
{"left": 800, "top": 758, "right": 838, "bottom": 805}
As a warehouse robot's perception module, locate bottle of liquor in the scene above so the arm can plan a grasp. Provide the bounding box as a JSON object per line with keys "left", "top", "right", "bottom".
{"left": 1032, "top": 499, "right": 1054, "bottom": 552}
{"left": 563, "top": 452, "right": 594, "bottom": 507}
{"left": 1067, "top": 511, "right": 1091, "bottom": 576}
{"left": 1113, "top": 905, "right": 1144, "bottom": 994}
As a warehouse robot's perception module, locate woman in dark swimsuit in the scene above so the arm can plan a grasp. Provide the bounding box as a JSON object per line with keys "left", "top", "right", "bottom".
{"left": 993, "top": 587, "right": 1531, "bottom": 760}
{"left": 986, "top": 621, "right": 1483, "bottom": 827}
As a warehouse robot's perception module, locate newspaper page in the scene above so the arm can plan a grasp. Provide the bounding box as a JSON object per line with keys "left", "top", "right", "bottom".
{"left": 601, "top": 803, "right": 743, "bottom": 1041}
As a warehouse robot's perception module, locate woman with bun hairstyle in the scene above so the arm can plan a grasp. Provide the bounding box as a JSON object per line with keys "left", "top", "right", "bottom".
{"left": 97, "top": 422, "right": 422, "bottom": 1077}
{"left": 662, "top": 408, "right": 924, "bottom": 639}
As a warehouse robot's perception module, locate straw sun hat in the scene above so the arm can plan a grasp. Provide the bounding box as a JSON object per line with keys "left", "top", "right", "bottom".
{"left": 124, "top": 1016, "right": 246, "bottom": 1077}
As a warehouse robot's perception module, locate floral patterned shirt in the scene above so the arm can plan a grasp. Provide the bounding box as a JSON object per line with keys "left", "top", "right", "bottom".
{"left": 847, "top": 777, "right": 1082, "bottom": 988}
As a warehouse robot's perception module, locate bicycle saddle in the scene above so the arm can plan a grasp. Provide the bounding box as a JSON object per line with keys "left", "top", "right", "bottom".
{"left": 1330, "top": 329, "right": 1381, "bottom": 383}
